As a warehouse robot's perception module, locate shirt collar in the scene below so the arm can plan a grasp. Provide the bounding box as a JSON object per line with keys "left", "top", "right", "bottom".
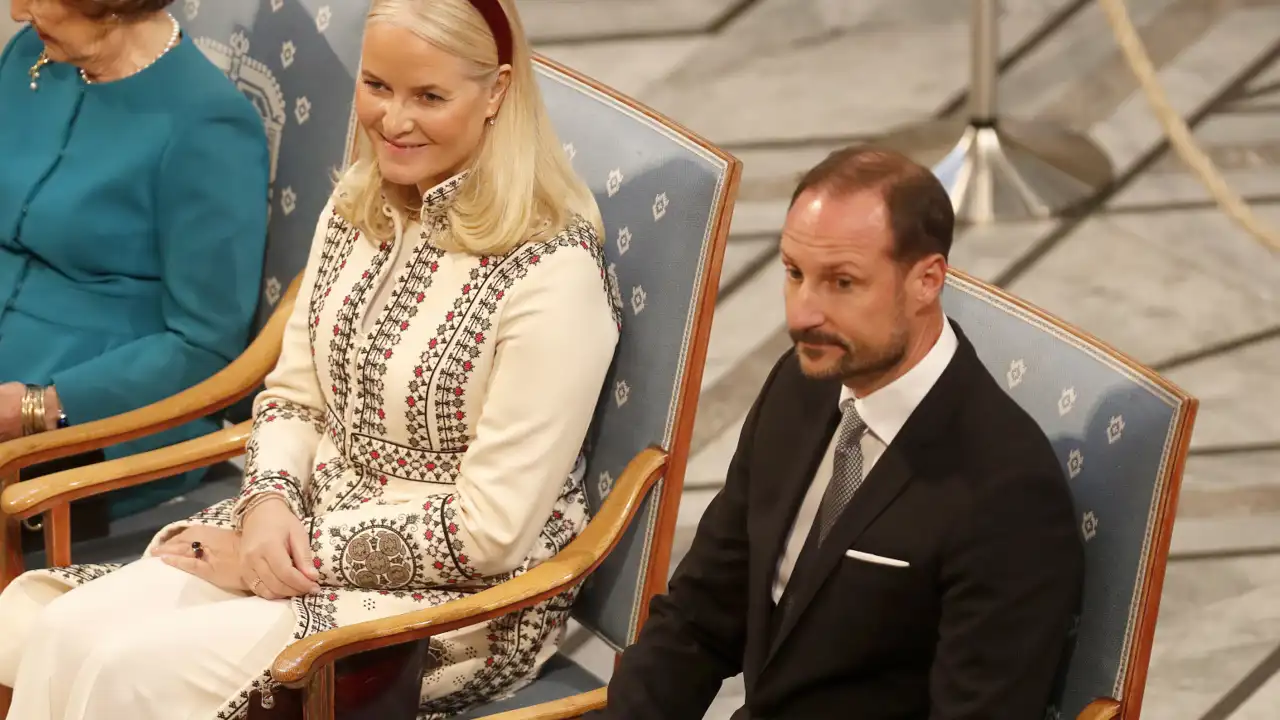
{"left": 420, "top": 171, "right": 469, "bottom": 215}
{"left": 840, "top": 316, "right": 958, "bottom": 446}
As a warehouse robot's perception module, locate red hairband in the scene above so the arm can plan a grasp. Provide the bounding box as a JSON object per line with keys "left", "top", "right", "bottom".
{"left": 467, "top": 0, "right": 513, "bottom": 67}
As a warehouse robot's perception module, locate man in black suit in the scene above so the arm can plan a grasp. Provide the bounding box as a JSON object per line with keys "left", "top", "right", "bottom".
{"left": 593, "top": 147, "right": 1083, "bottom": 719}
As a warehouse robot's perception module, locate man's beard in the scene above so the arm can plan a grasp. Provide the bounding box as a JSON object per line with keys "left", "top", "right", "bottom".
{"left": 790, "top": 326, "right": 908, "bottom": 383}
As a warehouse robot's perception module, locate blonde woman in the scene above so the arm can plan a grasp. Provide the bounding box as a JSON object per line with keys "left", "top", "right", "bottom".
{"left": 0, "top": 1, "right": 621, "bottom": 718}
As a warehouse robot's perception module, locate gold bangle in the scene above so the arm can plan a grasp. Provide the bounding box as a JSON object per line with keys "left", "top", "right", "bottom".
{"left": 33, "top": 385, "right": 46, "bottom": 434}
{"left": 236, "top": 492, "right": 290, "bottom": 530}
{"left": 22, "top": 385, "right": 46, "bottom": 436}
{"left": 20, "top": 386, "right": 35, "bottom": 435}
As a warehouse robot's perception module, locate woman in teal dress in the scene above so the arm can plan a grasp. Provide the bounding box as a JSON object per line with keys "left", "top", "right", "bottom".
{"left": 0, "top": 0, "right": 269, "bottom": 539}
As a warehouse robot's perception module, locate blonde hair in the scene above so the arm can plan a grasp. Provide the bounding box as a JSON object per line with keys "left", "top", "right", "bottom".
{"left": 333, "top": 0, "right": 603, "bottom": 254}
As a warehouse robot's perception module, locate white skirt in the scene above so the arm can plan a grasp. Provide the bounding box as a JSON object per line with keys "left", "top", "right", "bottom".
{"left": 0, "top": 557, "right": 295, "bottom": 720}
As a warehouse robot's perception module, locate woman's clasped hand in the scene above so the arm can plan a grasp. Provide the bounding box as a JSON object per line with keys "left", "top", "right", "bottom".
{"left": 154, "top": 497, "right": 322, "bottom": 599}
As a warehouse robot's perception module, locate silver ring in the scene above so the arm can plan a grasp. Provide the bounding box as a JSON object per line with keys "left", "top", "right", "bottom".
{"left": 251, "top": 577, "right": 263, "bottom": 593}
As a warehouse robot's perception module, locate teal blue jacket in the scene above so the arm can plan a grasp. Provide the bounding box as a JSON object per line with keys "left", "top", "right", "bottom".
{"left": 0, "top": 27, "right": 268, "bottom": 518}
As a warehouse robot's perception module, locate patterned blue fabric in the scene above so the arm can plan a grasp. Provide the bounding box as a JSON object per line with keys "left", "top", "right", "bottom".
{"left": 181, "top": 0, "right": 366, "bottom": 333}
{"left": 941, "top": 274, "right": 1192, "bottom": 719}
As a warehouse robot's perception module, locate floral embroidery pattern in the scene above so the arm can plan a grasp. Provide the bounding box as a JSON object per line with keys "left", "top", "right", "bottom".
{"left": 44, "top": 563, "right": 122, "bottom": 586}
{"left": 417, "top": 216, "right": 618, "bottom": 451}
{"left": 308, "top": 456, "right": 351, "bottom": 514}
{"left": 354, "top": 232, "right": 445, "bottom": 438}
{"left": 341, "top": 526, "right": 416, "bottom": 589}
{"left": 314, "top": 501, "right": 473, "bottom": 589}
{"left": 307, "top": 214, "right": 359, "bottom": 351}
{"left": 349, "top": 433, "right": 463, "bottom": 484}
{"left": 238, "top": 400, "right": 324, "bottom": 516}
{"left": 326, "top": 233, "right": 393, "bottom": 420}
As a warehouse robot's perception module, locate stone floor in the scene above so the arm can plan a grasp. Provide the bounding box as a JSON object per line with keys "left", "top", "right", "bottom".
{"left": 4, "top": 1, "right": 1278, "bottom": 717}
{"left": 525, "top": 1, "right": 1280, "bottom": 718}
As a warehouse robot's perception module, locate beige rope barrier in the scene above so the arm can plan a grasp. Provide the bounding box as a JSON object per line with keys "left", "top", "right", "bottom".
{"left": 1097, "top": 0, "right": 1280, "bottom": 253}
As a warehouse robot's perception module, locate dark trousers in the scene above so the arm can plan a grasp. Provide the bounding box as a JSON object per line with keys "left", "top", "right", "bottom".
{"left": 18, "top": 450, "right": 110, "bottom": 553}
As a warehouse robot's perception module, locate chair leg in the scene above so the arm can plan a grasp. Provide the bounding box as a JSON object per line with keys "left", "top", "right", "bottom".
{"left": 305, "top": 665, "right": 336, "bottom": 720}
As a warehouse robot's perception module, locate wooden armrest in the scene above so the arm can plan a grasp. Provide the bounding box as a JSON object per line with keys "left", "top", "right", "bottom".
{"left": 1077, "top": 699, "right": 1120, "bottom": 720}
{"left": 482, "top": 688, "right": 607, "bottom": 719}
{"left": 0, "top": 276, "right": 297, "bottom": 479}
{"left": 0, "top": 422, "right": 252, "bottom": 520}
{"left": 271, "top": 447, "right": 668, "bottom": 687}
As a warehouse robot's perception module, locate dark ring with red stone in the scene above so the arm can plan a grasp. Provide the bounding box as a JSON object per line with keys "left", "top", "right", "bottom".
{"left": 191, "top": 541, "right": 204, "bottom": 559}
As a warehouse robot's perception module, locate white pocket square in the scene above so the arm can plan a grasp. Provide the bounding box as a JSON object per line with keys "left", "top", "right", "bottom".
{"left": 844, "top": 549, "right": 910, "bottom": 568}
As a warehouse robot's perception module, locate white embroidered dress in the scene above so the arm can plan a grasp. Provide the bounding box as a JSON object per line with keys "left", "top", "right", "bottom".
{"left": 4, "top": 174, "right": 622, "bottom": 719}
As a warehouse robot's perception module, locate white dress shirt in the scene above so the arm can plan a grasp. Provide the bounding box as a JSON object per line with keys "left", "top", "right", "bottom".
{"left": 771, "top": 317, "right": 959, "bottom": 603}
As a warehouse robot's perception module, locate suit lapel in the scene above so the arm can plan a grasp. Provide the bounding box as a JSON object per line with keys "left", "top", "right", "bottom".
{"left": 747, "top": 376, "right": 840, "bottom": 671}
{"left": 764, "top": 442, "right": 913, "bottom": 663}
{"left": 761, "top": 328, "right": 977, "bottom": 669}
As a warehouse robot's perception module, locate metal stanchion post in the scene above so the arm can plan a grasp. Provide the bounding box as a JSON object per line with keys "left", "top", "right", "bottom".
{"left": 876, "top": 0, "right": 1114, "bottom": 223}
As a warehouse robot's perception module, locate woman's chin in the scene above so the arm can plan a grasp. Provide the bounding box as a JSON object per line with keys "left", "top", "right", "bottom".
{"left": 377, "top": 162, "right": 429, "bottom": 188}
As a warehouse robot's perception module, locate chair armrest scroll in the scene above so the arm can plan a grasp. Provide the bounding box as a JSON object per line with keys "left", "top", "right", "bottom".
{"left": 1077, "top": 699, "right": 1121, "bottom": 720}
{"left": 271, "top": 447, "right": 669, "bottom": 687}
{"left": 0, "top": 422, "right": 252, "bottom": 520}
{"left": 0, "top": 276, "right": 297, "bottom": 479}
{"left": 481, "top": 688, "right": 608, "bottom": 719}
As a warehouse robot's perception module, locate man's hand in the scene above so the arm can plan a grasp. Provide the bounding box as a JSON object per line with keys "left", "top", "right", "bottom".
{"left": 239, "top": 496, "right": 322, "bottom": 599}
{"left": 154, "top": 526, "right": 248, "bottom": 592}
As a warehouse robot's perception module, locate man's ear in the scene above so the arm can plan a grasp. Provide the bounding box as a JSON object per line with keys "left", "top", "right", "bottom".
{"left": 912, "top": 253, "right": 948, "bottom": 305}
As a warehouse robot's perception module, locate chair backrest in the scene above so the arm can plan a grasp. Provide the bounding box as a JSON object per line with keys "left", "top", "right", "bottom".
{"left": 181, "top": 0, "right": 367, "bottom": 420}
{"left": 533, "top": 56, "right": 741, "bottom": 649}
{"left": 940, "top": 270, "right": 1196, "bottom": 720}
{"left": 181, "top": 0, "right": 366, "bottom": 333}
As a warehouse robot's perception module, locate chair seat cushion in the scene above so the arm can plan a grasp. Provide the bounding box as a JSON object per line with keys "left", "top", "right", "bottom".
{"left": 452, "top": 653, "right": 605, "bottom": 719}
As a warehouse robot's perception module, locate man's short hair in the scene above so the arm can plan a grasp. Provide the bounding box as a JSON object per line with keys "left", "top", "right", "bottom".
{"left": 790, "top": 146, "right": 955, "bottom": 263}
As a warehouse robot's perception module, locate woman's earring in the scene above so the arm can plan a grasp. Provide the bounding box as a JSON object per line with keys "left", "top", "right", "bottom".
{"left": 487, "top": 116, "right": 496, "bottom": 126}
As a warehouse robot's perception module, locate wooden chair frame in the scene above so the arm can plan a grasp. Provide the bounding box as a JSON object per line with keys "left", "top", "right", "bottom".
{"left": 0, "top": 54, "right": 741, "bottom": 720}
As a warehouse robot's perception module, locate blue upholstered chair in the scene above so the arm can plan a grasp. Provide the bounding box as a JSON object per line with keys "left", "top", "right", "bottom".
{"left": 0, "top": 0, "right": 365, "bottom": 576}
{"left": 0, "top": 6, "right": 743, "bottom": 715}
{"left": 941, "top": 270, "right": 1196, "bottom": 720}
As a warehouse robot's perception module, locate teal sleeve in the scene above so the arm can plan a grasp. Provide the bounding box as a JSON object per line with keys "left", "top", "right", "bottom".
{"left": 50, "top": 99, "right": 270, "bottom": 424}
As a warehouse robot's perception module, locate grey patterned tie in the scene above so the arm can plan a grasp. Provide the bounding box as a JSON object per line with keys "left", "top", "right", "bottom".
{"left": 815, "top": 399, "right": 868, "bottom": 544}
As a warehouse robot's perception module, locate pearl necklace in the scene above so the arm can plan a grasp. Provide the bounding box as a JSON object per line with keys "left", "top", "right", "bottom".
{"left": 29, "top": 12, "right": 181, "bottom": 91}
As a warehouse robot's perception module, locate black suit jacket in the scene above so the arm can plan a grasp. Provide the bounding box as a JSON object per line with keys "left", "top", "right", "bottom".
{"left": 594, "top": 323, "right": 1084, "bottom": 720}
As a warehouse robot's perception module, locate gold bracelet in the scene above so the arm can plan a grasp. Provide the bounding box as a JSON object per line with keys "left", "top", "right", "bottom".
{"left": 19, "top": 388, "right": 32, "bottom": 435}
{"left": 235, "top": 492, "right": 286, "bottom": 530}
{"left": 21, "top": 385, "right": 46, "bottom": 436}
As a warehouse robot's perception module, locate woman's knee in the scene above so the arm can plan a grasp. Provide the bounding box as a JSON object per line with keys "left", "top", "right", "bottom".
{"left": 33, "top": 581, "right": 105, "bottom": 640}
{"left": 23, "top": 585, "right": 117, "bottom": 674}
{"left": 81, "top": 631, "right": 190, "bottom": 704}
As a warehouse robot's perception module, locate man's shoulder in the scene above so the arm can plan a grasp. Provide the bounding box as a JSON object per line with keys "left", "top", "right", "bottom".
{"left": 948, "top": 381, "right": 1071, "bottom": 527}
{"left": 937, "top": 340, "right": 1063, "bottom": 479}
